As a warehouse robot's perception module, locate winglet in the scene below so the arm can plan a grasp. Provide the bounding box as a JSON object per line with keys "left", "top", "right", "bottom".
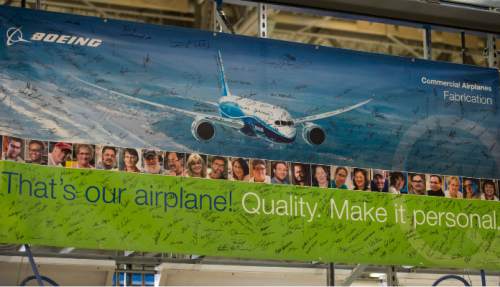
{"left": 217, "top": 50, "right": 231, "bottom": 97}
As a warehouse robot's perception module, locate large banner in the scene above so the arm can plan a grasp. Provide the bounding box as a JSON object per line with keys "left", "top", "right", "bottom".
{"left": 0, "top": 6, "right": 498, "bottom": 178}
{"left": 0, "top": 7, "right": 499, "bottom": 269}
{"left": 0, "top": 161, "right": 499, "bottom": 269}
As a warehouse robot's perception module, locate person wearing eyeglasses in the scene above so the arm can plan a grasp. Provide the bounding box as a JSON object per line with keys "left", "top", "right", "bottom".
{"left": 121, "top": 148, "right": 140, "bottom": 173}
{"left": 72, "top": 144, "right": 95, "bottom": 169}
{"left": 408, "top": 173, "right": 427, "bottom": 195}
{"left": 249, "top": 159, "right": 271, "bottom": 183}
{"left": 3, "top": 137, "right": 24, "bottom": 162}
{"left": 25, "top": 140, "right": 46, "bottom": 165}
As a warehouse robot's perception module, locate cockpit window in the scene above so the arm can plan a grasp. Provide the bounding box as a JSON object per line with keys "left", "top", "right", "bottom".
{"left": 275, "top": 120, "right": 294, "bottom": 126}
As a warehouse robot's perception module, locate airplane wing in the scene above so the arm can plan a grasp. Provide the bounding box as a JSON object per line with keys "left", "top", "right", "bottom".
{"left": 294, "top": 98, "right": 372, "bottom": 124}
{"left": 158, "top": 92, "right": 218, "bottom": 107}
{"left": 72, "top": 76, "right": 244, "bottom": 129}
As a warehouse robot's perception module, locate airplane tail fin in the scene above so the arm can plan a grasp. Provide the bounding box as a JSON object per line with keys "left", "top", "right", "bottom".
{"left": 217, "top": 50, "right": 230, "bottom": 97}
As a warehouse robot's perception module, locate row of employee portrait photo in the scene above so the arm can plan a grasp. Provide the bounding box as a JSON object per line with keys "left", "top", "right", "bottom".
{"left": 1, "top": 135, "right": 499, "bottom": 201}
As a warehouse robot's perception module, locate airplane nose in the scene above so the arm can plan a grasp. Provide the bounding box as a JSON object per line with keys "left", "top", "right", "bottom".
{"left": 285, "top": 127, "right": 296, "bottom": 139}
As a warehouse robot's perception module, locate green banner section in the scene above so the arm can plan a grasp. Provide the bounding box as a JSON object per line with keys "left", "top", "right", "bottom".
{"left": 0, "top": 161, "right": 499, "bottom": 269}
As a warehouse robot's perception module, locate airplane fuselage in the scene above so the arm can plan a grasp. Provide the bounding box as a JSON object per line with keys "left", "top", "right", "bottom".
{"left": 219, "top": 95, "right": 297, "bottom": 143}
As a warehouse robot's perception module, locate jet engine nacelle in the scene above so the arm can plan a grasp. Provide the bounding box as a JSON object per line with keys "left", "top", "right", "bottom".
{"left": 302, "top": 123, "right": 326, "bottom": 145}
{"left": 191, "top": 117, "right": 215, "bottom": 141}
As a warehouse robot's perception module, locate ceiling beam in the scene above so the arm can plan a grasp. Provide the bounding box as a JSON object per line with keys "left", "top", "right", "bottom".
{"left": 82, "top": 0, "right": 193, "bottom": 13}
{"left": 81, "top": 0, "right": 108, "bottom": 18}
{"left": 272, "top": 28, "right": 486, "bottom": 58}
{"left": 270, "top": 13, "right": 487, "bottom": 49}
{"left": 247, "top": 0, "right": 500, "bottom": 34}
{"left": 25, "top": 0, "right": 195, "bottom": 22}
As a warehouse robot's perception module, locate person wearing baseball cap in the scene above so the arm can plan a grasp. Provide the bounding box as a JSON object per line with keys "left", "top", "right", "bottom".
{"left": 142, "top": 149, "right": 165, "bottom": 174}
{"left": 48, "top": 142, "right": 72, "bottom": 167}
{"left": 371, "top": 169, "right": 388, "bottom": 192}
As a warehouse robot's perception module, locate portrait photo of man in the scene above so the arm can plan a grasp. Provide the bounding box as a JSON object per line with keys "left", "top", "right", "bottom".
{"left": 165, "top": 152, "right": 186, "bottom": 176}
{"left": 2, "top": 136, "right": 25, "bottom": 162}
{"left": 408, "top": 173, "right": 426, "bottom": 195}
{"left": 142, "top": 149, "right": 165, "bottom": 174}
{"left": 271, "top": 161, "right": 290, "bottom": 184}
{"left": 207, "top": 156, "right": 227, "bottom": 180}
{"left": 427, "top": 174, "right": 444, "bottom": 197}
{"left": 370, "top": 169, "right": 388, "bottom": 192}
{"left": 48, "top": 142, "right": 72, "bottom": 167}
{"left": 25, "top": 139, "right": 48, "bottom": 165}
{"left": 96, "top": 145, "right": 119, "bottom": 170}
{"left": 249, "top": 159, "right": 271, "bottom": 184}
{"left": 291, "top": 162, "right": 311, "bottom": 186}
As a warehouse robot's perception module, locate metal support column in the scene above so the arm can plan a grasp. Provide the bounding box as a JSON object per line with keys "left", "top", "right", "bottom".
{"left": 486, "top": 34, "right": 497, "bottom": 68}
{"left": 326, "top": 263, "right": 335, "bottom": 286}
{"left": 213, "top": 0, "right": 234, "bottom": 33}
{"left": 423, "top": 26, "right": 432, "bottom": 60}
{"left": 213, "top": 1, "right": 222, "bottom": 32}
{"left": 460, "top": 31, "right": 466, "bottom": 64}
{"left": 24, "top": 244, "right": 45, "bottom": 286}
{"left": 386, "top": 266, "right": 398, "bottom": 286}
{"left": 258, "top": 3, "right": 267, "bottom": 38}
{"left": 342, "top": 264, "right": 366, "bottom": 286}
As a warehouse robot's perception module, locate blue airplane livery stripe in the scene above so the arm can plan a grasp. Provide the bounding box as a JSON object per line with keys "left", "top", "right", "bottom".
{"left": 219, "top": 102, "right": 291, "bottom": 140}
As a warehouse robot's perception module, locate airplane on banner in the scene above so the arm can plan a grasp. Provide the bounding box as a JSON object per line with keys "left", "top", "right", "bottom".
{"left": 74, "top": 51, "right": 371, "bottom": 145}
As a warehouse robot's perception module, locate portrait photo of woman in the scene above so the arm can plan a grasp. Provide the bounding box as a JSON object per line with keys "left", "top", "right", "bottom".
{"left": 229, "top": 157, "right": 249, "bottom": 181}
{"left": 312, "top": 165, "right": 330, "bottom": 188}
{"left": 186, "top": 153, "right": 207, "bottom": 178}
{"left": 120, "top": 148, "right": 140, "bottom": 173}
{"left": 352, "top": 168, "right": 369, "bottom": 191}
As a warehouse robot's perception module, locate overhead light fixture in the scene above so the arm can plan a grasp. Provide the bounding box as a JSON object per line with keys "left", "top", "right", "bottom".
{"left": 369, "top": 273, "right": 386, "bottom": 279}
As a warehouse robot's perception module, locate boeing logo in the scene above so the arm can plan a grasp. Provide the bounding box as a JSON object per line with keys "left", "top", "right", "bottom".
{"left": 6, "top": 26, "right": 102, "bottom": 48}
{"left": 6, "top": 27, "right": 30, "bottom": 46}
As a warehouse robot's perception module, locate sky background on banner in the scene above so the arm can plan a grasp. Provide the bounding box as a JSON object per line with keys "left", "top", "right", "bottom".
{"left": 0, "top": 6, "right": 499, "bottom": 178}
